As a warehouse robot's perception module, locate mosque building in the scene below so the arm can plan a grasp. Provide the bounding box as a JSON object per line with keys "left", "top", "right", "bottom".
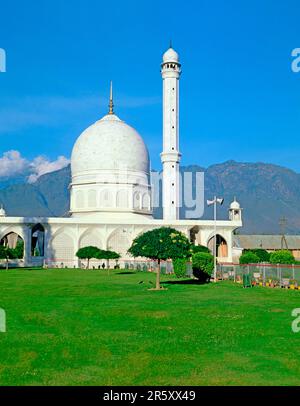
{"left": 0, "top": 46, "right": 242, "bottom": 267}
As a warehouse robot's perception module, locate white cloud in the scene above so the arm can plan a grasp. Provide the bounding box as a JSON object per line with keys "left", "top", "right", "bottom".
{"left": 0, "top": 150, "right": 69, "bottom": 182}
{"left": 28, "top": 155, "right": 70, "bottom": 183}
{"left": 0, "top": 150, "right": 28, "bottom": 177}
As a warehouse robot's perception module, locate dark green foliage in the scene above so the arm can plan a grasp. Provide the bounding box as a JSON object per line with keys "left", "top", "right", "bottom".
{"left": 190, "top": 244, "right": 210, "bottom": 255}
{"left": 76, "top": 246, "right": 101, "bottom": 268}
{"left": 128, "top": 227, "right": 191, "bottom": 261}
{"left": 76, "top": 246, "right": 100, "bottom": 260}
{"left": 128, "top": 227, "right": 191, "bottom": 289}
{"left": 192, "top": 252, "right": 214, "bottom": 282}
{"left": 0, "top": 245, "right": 16, "bottom": 269}
{"left": 239, "top": 252, "right": 260, "bottom": 264}
{"left": 173, "top": 258, "right": 187, "bottom": 278}
{"left": 243, "top": 248, "right": 270, "bottom": 262}
{"left": 269, "top": 250, "right": 295, "bottom": 264}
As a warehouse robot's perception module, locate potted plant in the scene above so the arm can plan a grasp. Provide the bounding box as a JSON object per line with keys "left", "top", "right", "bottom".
{"left": 290, "top": 279, "right": 297, "bottom": 290}
{"left": 258, "top": 277, "right": 263, "bottom": 287}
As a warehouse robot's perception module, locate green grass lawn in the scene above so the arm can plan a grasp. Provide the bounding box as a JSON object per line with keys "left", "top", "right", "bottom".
{"left": 0, "top": 268, "right": 300, "bottom": 386}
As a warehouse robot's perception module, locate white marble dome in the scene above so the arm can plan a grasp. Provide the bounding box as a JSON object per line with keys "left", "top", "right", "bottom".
{"left": 71, "top": 113, "right": 149, "bottom": 178}
{"left": 70, "top": 111, "right": 152, "bottom": 218}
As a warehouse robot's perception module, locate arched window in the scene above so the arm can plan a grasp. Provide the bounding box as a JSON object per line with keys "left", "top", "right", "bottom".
{"left": 133, "top": 192, "right": 141, "bottom": 210}
{"left": 116, "top": 190, "right": 128, "bottom": 208}
{"left": 207, "top": 234, "right": 228, "bottom": 258}
{"left": 31, "top": 224, "right": 45, "bottom": 256}
{"left": 100, "top": 189, "right": 113, "bottom": 208}
{"left": 0, "top": 232, "right": 24, "bottom": 259}
{"left": 75, "top": 190, "right": 84, "bottom": 208}
{"left": 142, "top": 193, "right": 151, "bottom": 210}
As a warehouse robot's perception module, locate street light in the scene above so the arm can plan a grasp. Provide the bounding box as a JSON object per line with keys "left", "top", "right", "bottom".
{"left": 207, "top": 196, "right": 224, "bottom": 283}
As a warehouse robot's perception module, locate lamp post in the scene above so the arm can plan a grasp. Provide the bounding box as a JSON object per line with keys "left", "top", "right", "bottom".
{"left": 207, "top": 196, "right": 224, "bottom": 283}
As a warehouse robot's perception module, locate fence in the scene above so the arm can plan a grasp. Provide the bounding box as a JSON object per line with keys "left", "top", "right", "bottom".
{"left": 217, "top": 263, "right": 300, "bottom": 285}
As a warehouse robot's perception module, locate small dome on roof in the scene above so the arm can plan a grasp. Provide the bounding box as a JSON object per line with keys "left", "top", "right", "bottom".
{"left": 0, "top": 205, "right": 6, "bottom": 217}
{"left": 230, "top": 198, "right": 241, "bottom": 210}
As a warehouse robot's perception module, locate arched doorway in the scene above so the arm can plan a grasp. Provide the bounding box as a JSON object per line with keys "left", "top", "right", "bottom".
{"left": 189, "top": 226, "right": 200, "bottom": 244}
{"left": 0, "top": 232, "right": 24, "bottom": 259}
{"left": 31, "top": 224, "right": 45, "bottom": 257}
{"left": 207, "top": 234, "right": 228, "bottom": 258}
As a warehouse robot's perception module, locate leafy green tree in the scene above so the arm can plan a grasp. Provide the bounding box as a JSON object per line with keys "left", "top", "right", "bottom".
{"left": 0, "top": 245, "right": 15, "bottom": 270}
{"left": 105, "top": 250, "right": 120, "bottom": 269}
{"left": 190, "top": 244, "right": 210, "bottom": 255}
{"left": 239, "top": 252, "right": 260, "bottom": 264}
{"left": 76, "top": 246, "right": 101, "bottom": 269}
{"left": 95, "top": 249, "right": 120, "bottom": 269}
{"left": 128, "top": 227, "right": 191, "bottom": 290}
{"left": 243, "top": 248, "right": 270, "bottom": 262}
{"left": 192, "top": 252, "right": 214, "bottom": 282}
{"left": 269, "top": 250, "right": 295, "bottom": 265}
{"left": 173, "top": 258, "right": 187, "bottom": 278}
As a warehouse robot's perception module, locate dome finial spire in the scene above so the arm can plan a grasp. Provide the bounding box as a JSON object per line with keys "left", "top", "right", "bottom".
{"left": 169, "top": 39, "right": 172, "bottom": 49}
{"left": 108, "top": 81, "right": 114, "bottom": 115}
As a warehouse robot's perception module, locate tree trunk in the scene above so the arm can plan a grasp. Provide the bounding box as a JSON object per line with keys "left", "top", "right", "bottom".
{"left": 87, "top": 258, "right": 90, "bottom": 269}
{"left": 5, "top": 257, "right": 8, "bottom": 271}
{"left": 156, "top": 259, "right": 161, "bottom": 290}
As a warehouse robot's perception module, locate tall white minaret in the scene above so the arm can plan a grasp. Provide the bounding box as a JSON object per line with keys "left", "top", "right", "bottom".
{"left": 160, "top": 45, "right": 182, "bottom": 221}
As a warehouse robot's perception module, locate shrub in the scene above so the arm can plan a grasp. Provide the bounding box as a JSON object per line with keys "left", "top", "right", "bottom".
{"left": 269, "top": 250, "right": 295, "bottom": 265}
{"left": 173, "top": 258, "right": 187, "bottom": 278}
{"left": 190, "top": 244, "right": 210, "bottom": 255}
{"left": 192, "top": 252, "right": 214, "bottom": 282}
{"left": 244, "top": 249, "right": 270, "bottom": 262}
{"left": 239, "top": 252, "right": 260, "bottom": 264}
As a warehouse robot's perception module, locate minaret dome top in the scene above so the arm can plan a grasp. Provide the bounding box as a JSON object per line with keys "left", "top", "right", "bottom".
{"left": 163, "top": 47, "right": 179, "bottom": 64}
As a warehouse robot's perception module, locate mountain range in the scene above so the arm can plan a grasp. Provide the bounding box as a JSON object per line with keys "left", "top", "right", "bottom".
{"left": 0, "top": 160, "right": 299, "bottom": 234}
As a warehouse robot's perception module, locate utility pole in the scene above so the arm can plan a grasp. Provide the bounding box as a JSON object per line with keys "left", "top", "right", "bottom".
{"left": 279, "top": 217, "right": 288, "bottom": 249}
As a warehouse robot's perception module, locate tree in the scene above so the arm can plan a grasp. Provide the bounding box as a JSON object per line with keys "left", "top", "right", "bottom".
{"left": 76, "top": 246, "right": 101, "bottom": 269}
{"left": 128, "top": 227, "right": 191, "bottom": 290}
{"left": 96, "top": 249, "right": 120, "bottom": 270}
{"left": 269, "top": 250, "right": 295, "bottom": 265}
{"left": 190, "top": 244, "right": 210, "bottom": 255}
{"left": 192, "top": 252, "right": 214, "bottom": 282}
{"left": 0, "top": 245, "right": 15, "bottom": 270}
{"left": 243, "top": 248, "right": 270, "bottom": 262}
{"left": 105, "top": 250, "right": 120, "bottom": 269}
{"left": 239, "top": 252, "right": 260, "bottom": 265}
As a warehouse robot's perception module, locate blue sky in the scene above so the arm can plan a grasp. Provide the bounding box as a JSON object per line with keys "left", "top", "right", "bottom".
{"left": 0, "top": 0, "right": 300, "bottom": 179}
